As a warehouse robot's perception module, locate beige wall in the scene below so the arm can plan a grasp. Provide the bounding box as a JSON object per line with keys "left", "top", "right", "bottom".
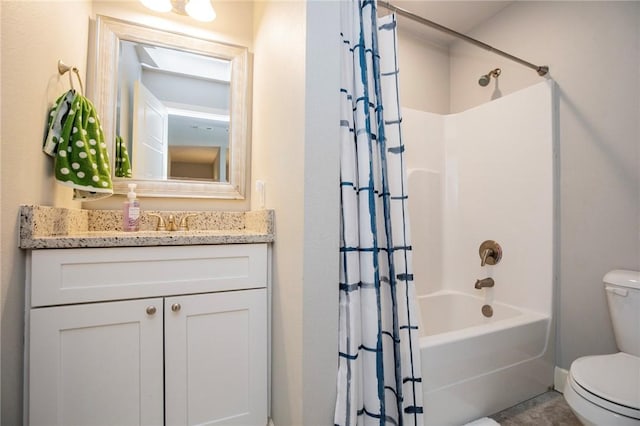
{"left": 252, "top": 1, "right": 306, "bottom": 423}
{"left": 1, "top": 1, "right": 91, "bottom": 422}
{"left": 251, "top": 0, "right": 340, "bottom": 422}
{"left": 447, "top": 1, "right": 640, "bottom": 369}
{"left": 396, "top": 28, "right": 450, "bottom": 114}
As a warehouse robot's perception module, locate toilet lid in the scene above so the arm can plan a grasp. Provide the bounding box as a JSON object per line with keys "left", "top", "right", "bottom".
{"left": 571, "top": 353, "right": 640, "bottom": 418}
{"left": 603, "top": 270, "right": 640, "bottom": 290}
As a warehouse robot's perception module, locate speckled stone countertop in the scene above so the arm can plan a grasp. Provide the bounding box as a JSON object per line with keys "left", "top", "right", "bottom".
{"left": 19, "top": 205, "right": 274, "bottom": 249}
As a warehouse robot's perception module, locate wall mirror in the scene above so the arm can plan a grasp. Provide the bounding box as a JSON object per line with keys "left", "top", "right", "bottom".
{"left": 92, "top": 15, "right": 249, "bottom": 198}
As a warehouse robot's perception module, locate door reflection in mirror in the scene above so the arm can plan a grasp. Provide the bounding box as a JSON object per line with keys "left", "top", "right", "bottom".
{"left": 117, "top": 41, "right": 231, "bottom": 182}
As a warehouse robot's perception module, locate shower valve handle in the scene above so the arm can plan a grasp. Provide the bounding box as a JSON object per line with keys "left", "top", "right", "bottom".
{"left": 479, "top": 240, "right": 502, "bottom": 266}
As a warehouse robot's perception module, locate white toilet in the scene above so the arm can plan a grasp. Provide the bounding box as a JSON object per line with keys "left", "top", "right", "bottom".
{"left": 564, "top": 270, "right": 640, "bottom": 425}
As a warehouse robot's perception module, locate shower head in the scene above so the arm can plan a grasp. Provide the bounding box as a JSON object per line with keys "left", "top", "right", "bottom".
{"left": 478, "top": 68, "right": 501, "bottom": 87}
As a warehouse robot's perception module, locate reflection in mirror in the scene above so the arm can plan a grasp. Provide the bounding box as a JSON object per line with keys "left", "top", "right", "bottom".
{"left": 92, "top": 15, "right": 249, "bottom": 198}
{"left": 117, "top": 41, "right": 231, "bottom": 182}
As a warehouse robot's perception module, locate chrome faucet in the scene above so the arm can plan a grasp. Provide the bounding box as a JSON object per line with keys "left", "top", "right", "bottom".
{"left": 475, "top": 277, "right": 495, "bottom": 289}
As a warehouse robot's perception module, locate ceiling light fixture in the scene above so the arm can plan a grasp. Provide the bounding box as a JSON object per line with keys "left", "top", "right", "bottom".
{"left": 140, "top": 0, "right": 172, "bottom": 13}
{"left": 184, "top": 0, "right": 216, "bottom": 22}
{"left": 140, "top": 0, "right": 216, "bottom": 22}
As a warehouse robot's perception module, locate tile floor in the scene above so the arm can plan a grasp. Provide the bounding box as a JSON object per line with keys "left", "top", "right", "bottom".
{"left": 489, "top": 391, "right": 582, "bottom": 425}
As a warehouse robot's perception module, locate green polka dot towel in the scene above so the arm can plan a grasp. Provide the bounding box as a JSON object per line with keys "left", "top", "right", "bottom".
{"left": 115, "top": 136, "right": 132, "bottom": 178}
{"left": 44, "top": 90, "right": 113, "bottom": 200}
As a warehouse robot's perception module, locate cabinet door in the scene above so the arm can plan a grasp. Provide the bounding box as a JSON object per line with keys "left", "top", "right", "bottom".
{"left": 28, "top": 298, "right": 164, "bottom": 426}
{"left": 164, "top": 289, "right": 267, "bottom": 426}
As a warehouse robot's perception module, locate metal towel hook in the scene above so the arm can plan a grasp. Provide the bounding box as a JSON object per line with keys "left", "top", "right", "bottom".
{"left": 57, "top": 60, "right": 84, "bottom": 95}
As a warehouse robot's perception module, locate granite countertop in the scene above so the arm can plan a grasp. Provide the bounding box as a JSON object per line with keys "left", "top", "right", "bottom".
{"left": 19, "top": 205, "right": 274, "bottom": 249}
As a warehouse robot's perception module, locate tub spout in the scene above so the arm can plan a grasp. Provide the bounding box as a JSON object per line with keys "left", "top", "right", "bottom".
{"left": 475, "top": 277, "right": 495, "bottom": 289}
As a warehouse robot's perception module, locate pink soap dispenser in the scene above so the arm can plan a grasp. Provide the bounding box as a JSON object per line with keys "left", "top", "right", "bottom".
{"left": 123, "top": 183, "right": 140, "bottom": 232}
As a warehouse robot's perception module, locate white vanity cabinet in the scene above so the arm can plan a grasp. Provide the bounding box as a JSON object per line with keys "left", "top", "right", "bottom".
{"left": 25, "top": 244, "right": 268, "bottom": 426}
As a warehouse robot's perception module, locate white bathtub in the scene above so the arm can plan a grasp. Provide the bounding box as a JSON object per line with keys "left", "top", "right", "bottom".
{"left": 418, "top": 291, "right": 553, "bottom": 426}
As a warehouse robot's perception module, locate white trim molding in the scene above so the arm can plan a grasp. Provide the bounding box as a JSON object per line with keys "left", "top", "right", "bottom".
{"left": 554, "top": 366, "right": 569, "bottom": 393}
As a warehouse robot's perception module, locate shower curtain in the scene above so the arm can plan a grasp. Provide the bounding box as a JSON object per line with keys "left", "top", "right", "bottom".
{"left": 335, "top": 1, "right": 423, "bottom": 425}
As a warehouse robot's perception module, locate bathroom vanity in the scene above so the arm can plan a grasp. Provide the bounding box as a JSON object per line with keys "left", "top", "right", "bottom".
{"left": 20, "top": 10, "right": 266, "bottom": 424}
{"left": 20, "top": 205, "right": 274, "bottom": 426}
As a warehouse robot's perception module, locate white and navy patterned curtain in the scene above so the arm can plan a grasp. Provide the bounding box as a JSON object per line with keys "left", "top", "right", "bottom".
{"left": 335, "top": 1, "right": 423, "bottom": 425}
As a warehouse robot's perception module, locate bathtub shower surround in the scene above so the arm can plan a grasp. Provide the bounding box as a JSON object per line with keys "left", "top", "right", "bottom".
{"left": 335, "top": 2, "right": 423, "bottom": 425}
{"left": 405, "top": 81, "right": 556, "bottom": 425}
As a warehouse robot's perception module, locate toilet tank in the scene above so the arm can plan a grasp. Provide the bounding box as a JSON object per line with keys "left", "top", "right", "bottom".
{"left": 604, "top": 270, "right": 640, "bottom": 357}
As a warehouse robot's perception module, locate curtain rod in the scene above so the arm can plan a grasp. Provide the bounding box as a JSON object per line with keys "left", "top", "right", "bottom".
{"left": 378, "top": 1, "right": 549, "bottom": 76}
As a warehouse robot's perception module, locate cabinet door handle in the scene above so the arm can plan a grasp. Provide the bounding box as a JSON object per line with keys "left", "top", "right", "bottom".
{"left": 146, "top": 306, "right": 157, "bottom": 315}
{"left": 171, "top": 303, "right": 181, "bottom": 312}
